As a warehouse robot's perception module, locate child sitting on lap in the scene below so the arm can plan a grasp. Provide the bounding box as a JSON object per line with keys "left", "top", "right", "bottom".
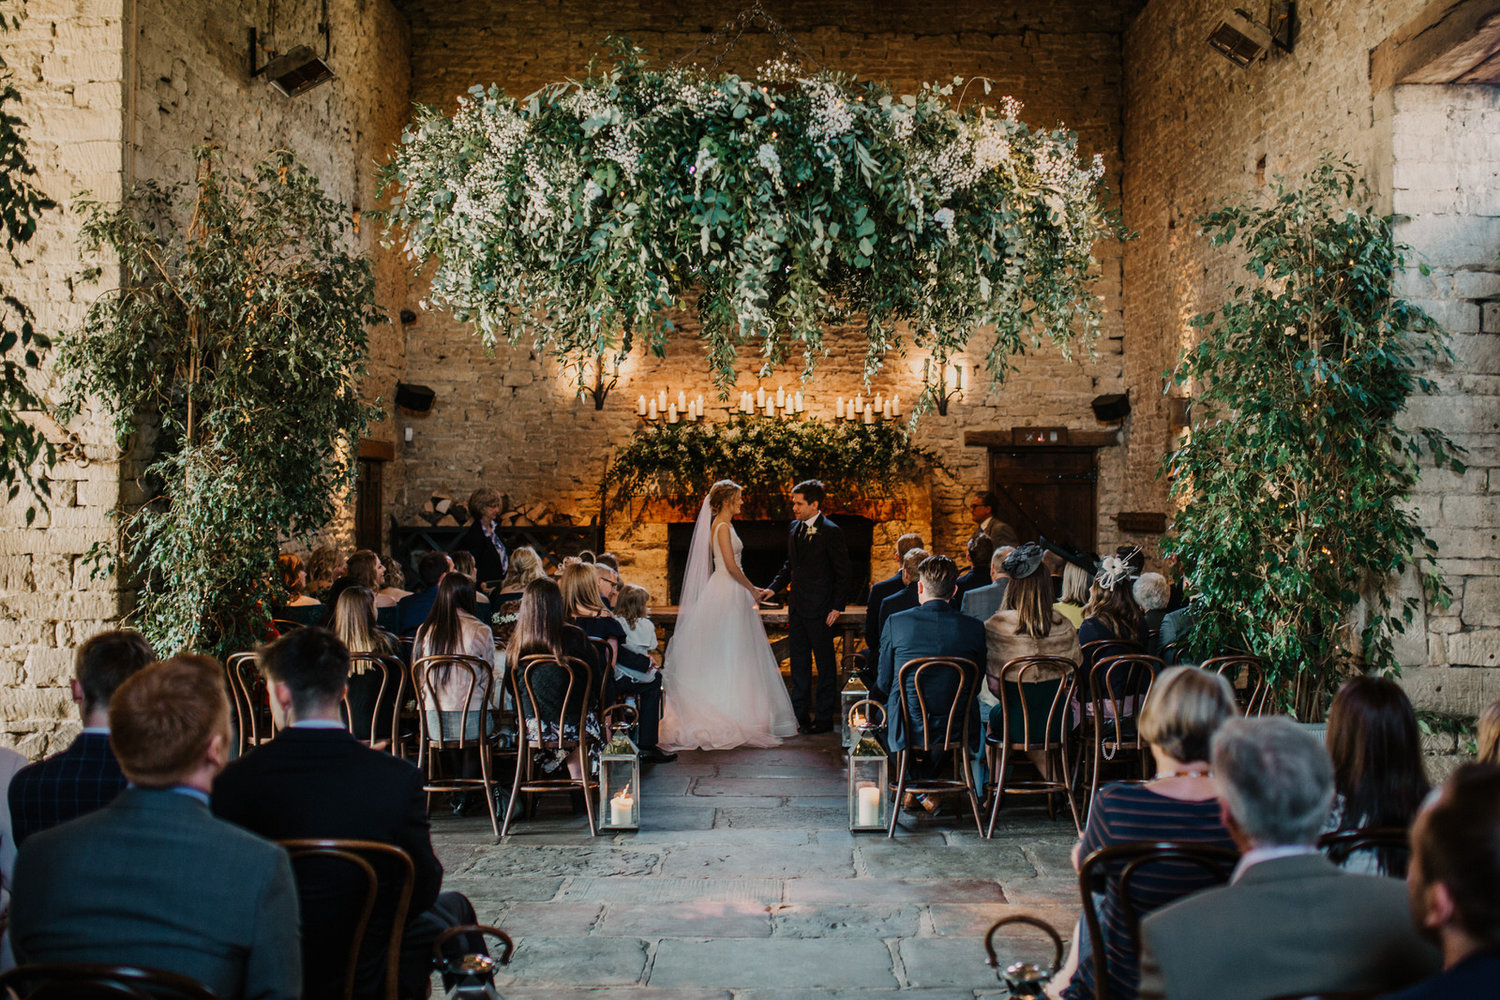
{"left": 614, "top": 584, "right": 659, "bottom": 663}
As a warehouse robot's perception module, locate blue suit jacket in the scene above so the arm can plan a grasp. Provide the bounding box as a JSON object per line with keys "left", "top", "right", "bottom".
{"left": 862, "top": 571, "right": 905, "bottom": 650}
{"left": 396, "top": 586, "right": 439, "bottom": 634}
{"left": 7, "top": 731, "right": 125, "bottom": 848}
{"left": 11, "top": 786, "right": 302, "bottom": 1000}
{"left": 960, "top": 579, "right": 1009, "bottom": 623}
{"left": 877, "top": 600, "right": 985, "bottom": 752}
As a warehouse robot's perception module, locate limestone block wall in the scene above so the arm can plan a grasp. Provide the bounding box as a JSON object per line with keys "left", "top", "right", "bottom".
{"left": 392, "top": 0, "right": 1136, "bottom": 593}
{"left": 1124, "top": 0, "right": 1500, "bottom": 699}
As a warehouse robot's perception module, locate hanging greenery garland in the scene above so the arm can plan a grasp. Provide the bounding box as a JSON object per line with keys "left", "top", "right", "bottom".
{"left": 380, "top": 42, "right": 1123, "bottom": 404}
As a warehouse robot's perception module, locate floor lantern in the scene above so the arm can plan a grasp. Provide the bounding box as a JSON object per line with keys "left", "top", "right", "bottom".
{"left": 846, "top": 698, "right": 889, "bottom": 832}
{"left": 840, "top": 673, "right": 869, "bottom": 750}
{"left": 598, "top": 706, "right": 640, "bottom": 831}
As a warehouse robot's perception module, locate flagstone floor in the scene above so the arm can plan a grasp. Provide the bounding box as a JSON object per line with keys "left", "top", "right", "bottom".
{"left": 430, "top": 731, "right": 1083, "bottom": 998}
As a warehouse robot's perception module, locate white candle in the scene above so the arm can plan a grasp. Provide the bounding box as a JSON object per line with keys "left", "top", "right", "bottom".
{"left": 637, "top": 394, "right": 647, "bottom": 416}
{"left": 611, "top": 789, "right": 634, "bottom": 827}
{"left": 648, "top": 398, "right": 658, "bottom": 420}
{"left": 776, "top": 386, "right": 785, "bottom": 408}
{"left": 757, "top": 386, "right": 766, "bottom": 408}
{"left": 857, "top": 783, "right": 880, "bottom": 827}
{"left": 959, "top": 364, "right": 970, "bottom": 391}
{"left": 874, "top": 393, "right": 884, "bottom": 413}
{"left": 696, "top": 394, "right": 705, "bottom": 417}
{"left": 795, "top": 391, "right": 805, "bottom": 412}
{"left": 667, "top": 402, "right": 679, "bottom": 423}
{"left": 883, "top": 398, "right": 893, "bottom": 419}
{"left": 678, "top": 390, "right": 687, "bottom": 412}
{"left": 658, "top": 389, "right": 668, "bottom": 411}
{"left": 739, "top": 391, "right": 749, "bottom": 412}
{"left": 765, "top": 398, "right": 775, "bottom": 417}
{"left": 892, "top": 395, "right": 901, "bottom": 417}
{"left": 854, "top": 394, "right": 863, "bottom": 414}
{"left": 836, "top": 396, "right": 845, "bottom": 419}
{"left": 863, "top": 403, "right": 874, "bottom": 424}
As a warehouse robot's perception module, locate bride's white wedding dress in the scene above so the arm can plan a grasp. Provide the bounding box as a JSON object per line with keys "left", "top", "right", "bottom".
{"left": 659, "top": 522, "right": 799, "bottom": 751}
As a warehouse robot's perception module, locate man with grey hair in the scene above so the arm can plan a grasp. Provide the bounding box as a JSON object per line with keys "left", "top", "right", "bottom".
{"left": 960, "top": 545, "right": 1013, "bottom": 622}
{"left": 1137, "top": 717, "right": 1438, "bottom": 1000}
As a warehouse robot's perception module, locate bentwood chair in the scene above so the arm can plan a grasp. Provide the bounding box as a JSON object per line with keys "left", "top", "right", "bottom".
{"left": 0, "top": 965, "right": 220, "bottom": 999}
{"left": 1318, "top": 826, "right": 1411, "bottom": 878}
{"left": 983, "top": 656, "right": 1082, "bottom": 838}
{"left": 1201, "top": 654, "right": 1272, "bottom": 716}
{"left": 225, "top": 652, "right": 277, "bottom": 756}
{"left": 344, "top": 653, "right": 406, "bottom": 750}
{"left": 1081, "top": 654, "right": 1165, "bottom": 818}
{"left": 412, "top": 654, "right": 504, "bottom": 839}
{"left": 887, "top": 656, "right": 983, "bottom": 837}
{"left": 278, "top": 839, "right": 415, "bottom": 1000}
{"left": 1078, "top": 841, "right": 1239, "bottom": 1000}
{"left": 503, "top": 653, "right": 598, "bottom": 837}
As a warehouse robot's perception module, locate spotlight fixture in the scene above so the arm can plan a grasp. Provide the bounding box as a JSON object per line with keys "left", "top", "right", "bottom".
{"left": 248, "top": 0, "right": 335, "bottom": 98}
{"left": 1208, "top": 2, "right": 1296, "bottom": 67}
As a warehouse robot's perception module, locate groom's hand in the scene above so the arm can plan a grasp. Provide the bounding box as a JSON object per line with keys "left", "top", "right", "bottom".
{"left": 826, "top": 609, "right": 841, "bottom": 626}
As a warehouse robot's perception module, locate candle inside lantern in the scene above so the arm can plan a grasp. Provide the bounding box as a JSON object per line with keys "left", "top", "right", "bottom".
{"left": 611, "top": 787, "right": 634, "bottom": 827}
{"left": 856, "top": 783, "right": 880, "bottom": 827}
{"left": 648, "top": 398, "right": 658, "bottom": 420}
{"left": 637, "top": 394, "right": 647, "bottom": 416}
{"left": 863, "top": 403, "right": 874, "bottom": 424}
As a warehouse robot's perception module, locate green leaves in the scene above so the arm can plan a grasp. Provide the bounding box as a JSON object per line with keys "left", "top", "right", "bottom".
{"left": 379, "top": 45, "right": 1123, "bottom": 402}
{"left": 59, "top": 149, "right": 384, "bottom": 658}
{"left": 1162, "top": 155, "right": 1465, "bottom": 717}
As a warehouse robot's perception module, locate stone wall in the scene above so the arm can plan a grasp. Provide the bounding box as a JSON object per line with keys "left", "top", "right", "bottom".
{"left": 1123, "top": 0, "right": 1500, "bottom": 705}
{"left": 393, "top": 0, "right": 1135, "bottom": 596}
{"left": 0, "top": 0, "right": 411, "bottom": 755}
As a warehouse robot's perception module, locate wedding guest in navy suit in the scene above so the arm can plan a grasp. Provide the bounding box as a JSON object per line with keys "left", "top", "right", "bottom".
{"left": 868, "top": 547, "right": 926, "bottom": 700}
{"left": 397, "top": 550, "right": 453, "bottom": 634}
{"left": 861, "top": 533, "right": 923, "bottom": 655}
{"left": 8, "top": 630, "right": 155, "bottom": 847}
{"left": 10, "top": 655, "right": 301, "bottom": 1000}
{"left": 954, "top": 534, "right": 995, "bottom": 601}
{"left": 767, "top": 479, "right": 852, "bottom": 734}
{"left": 877, "top": 555, "right": 985, "bottom": 780}
{"left": 214, "top": 628, "right": 483, "bottom": 1000}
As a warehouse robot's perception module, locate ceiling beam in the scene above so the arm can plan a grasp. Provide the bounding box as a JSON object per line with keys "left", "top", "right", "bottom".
{"left": 1371, "top": 0, "right": 1500, "bottom": 92}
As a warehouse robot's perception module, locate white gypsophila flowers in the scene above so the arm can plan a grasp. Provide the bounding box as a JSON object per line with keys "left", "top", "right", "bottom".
{"left": 999, "top": 96, "right": 1024, "bottom": 121}
{"left": 932, "top": 207, "right": 956, "bottom": 235}
{"left": 756, "top": 143, "right": 786, "bottom": 194}
{"left": 972, "top": 120, "right": 1013, "bottom": 173}
{"left": 806, "top": 83, "right": 856, "bottom": 143}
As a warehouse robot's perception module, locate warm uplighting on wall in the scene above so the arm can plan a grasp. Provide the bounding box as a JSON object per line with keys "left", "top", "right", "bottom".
{"left": 925, "top": 357, "right": 969, "bottom": 416}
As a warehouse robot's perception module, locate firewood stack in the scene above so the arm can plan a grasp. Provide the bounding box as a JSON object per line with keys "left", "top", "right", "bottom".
{"left": 415, "top": 491, "right": 576, "bottom": 528}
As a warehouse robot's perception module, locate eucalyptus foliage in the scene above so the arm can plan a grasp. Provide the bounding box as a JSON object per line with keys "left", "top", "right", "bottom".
{"left": 381, "top": 44, "right": 1121, "bottom": 403}
{"left": 1163, "top": 157, "right": 1465, "bottom": 716}
{"left": 606, "top": 416, "right": 935, "bottom": 512}
{"left": 60, "top": 150, "right": 383, "bottom": 658}
{"left": 0, "top": 4, "right": 56, "bottom": 522}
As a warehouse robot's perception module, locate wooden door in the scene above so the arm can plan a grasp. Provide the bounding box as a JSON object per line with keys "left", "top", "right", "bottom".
{"left": 355, "top": 458, "right": 383, "bottom": 553}
{"left": 987, "top": 448, "right": 1097, "bottom": 552}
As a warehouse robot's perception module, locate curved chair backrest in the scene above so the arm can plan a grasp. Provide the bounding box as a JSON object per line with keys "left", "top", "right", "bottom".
{"left": 993, "top": 656, "right": 1077, "bottom": 750}
{"left": 1317, "top": 826, "right": 1411, "bottom": 877}
{"left": 1079, "top": 841, "right": 1239, "bottom": 1000}
{"left": 345, "top": 653, "right": 406, "bottom": 747}
{"left": 279, "top": 838, "right": 415, "bottom": 1000}
{"left": 1089, "top": 654, "right": 1164, "bottom": 724}
{"left": 0, "top": 964, "right": 220, "bottom": 1000}
{"left": 587, "top": 636, "right": 616, "bottom": 706}
{"left": 892, "top": 656, "right": 979, "bottom": 753}
{"left": 513, "top": 654, "right": 594, "bottom": 752}
{"left": 1200, "top": 655, "right": 1271, "bottom": 716}
{"left": 412, "top": 654, "right": 494, "bottom": 754}
{"left": 224, "top": 652, "right": 276, "bottom": 755}
{"left": 1081, "top": 637, "right": 1144, "bottom": 665}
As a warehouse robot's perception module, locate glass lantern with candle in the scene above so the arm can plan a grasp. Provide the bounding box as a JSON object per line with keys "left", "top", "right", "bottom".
{"left": 840, "top": 673, "right": 869, "bottom": 751}
{"left": 846, "top": 699, "right": 889, "bottom": 832}
{"left": 598, "top": 707, "right": 641, "bottom": 831}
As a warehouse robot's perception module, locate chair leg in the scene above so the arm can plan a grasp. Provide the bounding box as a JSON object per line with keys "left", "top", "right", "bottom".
{"left": 579, "top": 743, "right": 596, "bottom": 838}
{"left": 479, "top": 745, "right": 499, "bottom": 842}
{"left": 984, "top": 744, "right": 1002, "bottom": 839}
{"left": 500, "top": 741, "right": 526, "bottom": 837}
{"left": 963, "top": 750, "right": 984, "bottom": 838}
{"left": 1087, "top": 719, "right": 1103, "bottom": 826}
{"left": 887, "top": 751, "right": 907, "bottom": 839}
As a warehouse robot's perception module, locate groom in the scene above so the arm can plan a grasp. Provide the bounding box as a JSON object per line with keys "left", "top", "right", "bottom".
{"left": 766, "top": 479, "right": 852, "bottom": 734}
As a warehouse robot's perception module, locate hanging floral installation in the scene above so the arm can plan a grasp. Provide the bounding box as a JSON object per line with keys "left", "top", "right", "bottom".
{"left": 380, "top": 40, "right": 1123, "bottom": 406}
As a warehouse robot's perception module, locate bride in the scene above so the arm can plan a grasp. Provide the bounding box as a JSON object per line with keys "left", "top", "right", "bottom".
{"left": 659, "top": 480, "right": 799, "bottom": 751}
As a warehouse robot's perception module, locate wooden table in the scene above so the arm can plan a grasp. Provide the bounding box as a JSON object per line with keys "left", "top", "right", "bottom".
{"left": 653, "top": 605, "right": 868, "bottom": 681}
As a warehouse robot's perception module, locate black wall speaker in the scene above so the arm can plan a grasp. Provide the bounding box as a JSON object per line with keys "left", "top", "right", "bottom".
{"left": 395, "top": 383, "right": 436, "bottom": 413}
{"left": 1091, "top": 391, "right": 1130, "bottom": 422}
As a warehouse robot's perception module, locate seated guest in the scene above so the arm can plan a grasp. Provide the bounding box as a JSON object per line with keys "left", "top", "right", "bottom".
{"left": 347, "top": 549, "right": 397, "bottom": 609}
{"left": 859, "top": 533, "right": 923, "bottom": 681}
{"left": 377, "top": 555, "right": 412, "bottom": 604}
{"left": 329, "top": 585, "right": 401, "bottom": 741}
{"left": 981, "top": 543, "right": 1080, "bottom": 720}
{"left": 1156, "top": 597, "right": 1198, "bottom": 664}
{"left": 877, "top": 555, "right": 985, "bottom": 785}
{"left": 274, "top": 552, "right": 323, "bottom": 625}
{"left": 614, "top": 584, "right": 658, "bottom": 662}
{"left": 306, "top": 545, "right": 345, "bottom": 601}
{"left": 961, "top": 545, "right": 1013, "bottom": 623}
{"left": 1058, "top": 667, "right": 1238, "bottom": 1000}
{"left": 595, "top": 552, "right": 621, "bottom": 574}
{"left": 509, "top": 578, "right": 603, "bottom": 779}
{"left": 870, "top": 548, "right": 929, "bottom": 693}
{"left": 413, "top": 573, "right": 500, "bottom": 740}
{"left": 492, "top": 546, "right": 546, "bottom": 606}
{"left": 397, "top": 550, "right": 454, "bottom": 634}
{"left": 1477, "top": 699, "right": 1500, "bottom": 764}
{"left": 1133, "top": 571, "right": 1171, "bottom": 648}
{"left": 8, "top": 629, "right": 155, "bottom": 847}
{"left": 1053, "top": 559, "right": 1092, "bottom": 628}
{"left": 213, "top": 628, "right": 483, "bottom": 1000}
{"left": 1323, "top": 675, "right": 1428, "bottom": 876}
{"left": 10, "top": 656, "right": 301, "bottom": 999}
{"left": 955, "top": 535, "right": 995, "bottom": 602}
{"left": 458, "top": 486, "right": 508, "bottom": 588}
{"left": 1380, "top": 764, "right": 1500, "bottom": 1000}
{"left": 1077, "top": 555, "right": 1147, "bottom": 694}
{"left": 593, "top": 561, "right": 622, "bottom": 612}
{"left": 970, "top": 491, "right": 1019, "bottom": 547}
{"left": 449, "top": 550, "right": 491, "bottom": 607}
{"left": 561, "top": 564, "right": 674, "bottom": 764}
{"left": 1137, "top": 718, "right": 1440, "bottom": 1000}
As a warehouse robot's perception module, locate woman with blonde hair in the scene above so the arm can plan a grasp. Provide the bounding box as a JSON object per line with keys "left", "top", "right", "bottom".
{"left": 659, "top": 479, "right": 798, "bottom": 751}
{"left": 304, "top": 546, "right": 344, "bottom": 600}
{"left": 328, "top": 584, "right": 397, "bottom": 738}
{"left": 1054, "top": 562, "right": 1092, "bottom": 628}
{"left": 495, "top": 546, "right": 546, "bottom": 603}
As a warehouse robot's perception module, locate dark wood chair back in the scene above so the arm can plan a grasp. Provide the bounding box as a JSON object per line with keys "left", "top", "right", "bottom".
{"left": 278, "top": 838, "right": 415, "bottom": 1000}
{"left": 985, "top": 656, "right": 1081, "bottom": 837}
{"left": 1084, "top": 654, "right": 1165, "bottom": 813}
{"left": 887, "top": 656, "right": 982, "bottom": 837}
{"left": 503, "top": 653, "right": 597, "bottom": 836}
{"left": 1318, "top": 826, "right": 1411, "bottom": 877}
{"left": 1079, "top": 841, "right": 1239, "bottom": 1000}
{"left": 0, "top": 965, "right": 219, "bottom": 1000}
{"left": 224, "top": 652, "right": 277, "bottom": 756}
{"left": 412, "top": 654, "right": 502, "bottom": 838}
{"left": 344, "top": 653, "right": 405, "bottom": 749}
{"left": 588, "top": 636, "right": 617, "bottom": 708}
{"left": 1201, "top": 654, "right": 1271, "bottom": 716}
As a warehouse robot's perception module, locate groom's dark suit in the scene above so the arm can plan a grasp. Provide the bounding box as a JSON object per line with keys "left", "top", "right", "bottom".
{"left": 769, "top": 513, "right": 852, "bottom": 728}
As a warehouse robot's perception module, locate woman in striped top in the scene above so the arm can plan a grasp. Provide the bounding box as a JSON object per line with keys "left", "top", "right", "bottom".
{"left": 1057, "top": 666, "right": 1240, "bottom": 1000}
